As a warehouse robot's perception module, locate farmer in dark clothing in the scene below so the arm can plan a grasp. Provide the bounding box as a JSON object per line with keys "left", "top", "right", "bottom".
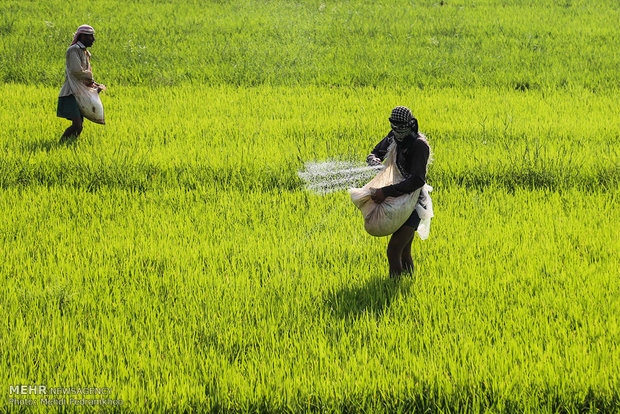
{"left": 367, "top": 106, "right": 430, "bottom": 277}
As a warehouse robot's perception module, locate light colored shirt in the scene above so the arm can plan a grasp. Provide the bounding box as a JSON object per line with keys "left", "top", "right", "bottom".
{"left": 59, "top": 41, "right": 94, "bottom": 97}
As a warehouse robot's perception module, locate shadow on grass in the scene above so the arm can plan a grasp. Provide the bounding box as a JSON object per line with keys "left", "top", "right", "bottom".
{"left": 325, "top": 273, "right": 413, "bottom": 321}
{"left": 21, "top": 138, "right": 63, "bottom": 153}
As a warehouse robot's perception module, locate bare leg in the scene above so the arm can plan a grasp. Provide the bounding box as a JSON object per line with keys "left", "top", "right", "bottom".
{"left": 401, "top": 234, "right": 415, "bottom": 274}
{"left": 60, "top": 117, "right": 83, "bottom": 144}
{"left": 387, "top": 225, "right": 415, "bottom": 278}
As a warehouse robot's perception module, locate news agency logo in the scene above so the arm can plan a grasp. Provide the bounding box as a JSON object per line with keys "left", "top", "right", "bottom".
{"left": 8, "top": 385, "right": 123, "bottom": 407}
{"left": 9, "top": 385, "right": 47, "bottom": 395}
{"left": 9, "top": 385, "right": 112, "bottom": 396}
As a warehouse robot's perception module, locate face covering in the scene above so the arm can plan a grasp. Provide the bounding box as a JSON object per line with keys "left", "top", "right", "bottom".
{"left": 391, "top": 123, "right": 412, "bottom": 142}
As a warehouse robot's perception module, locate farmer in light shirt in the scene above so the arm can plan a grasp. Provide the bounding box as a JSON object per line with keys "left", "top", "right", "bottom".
{"left": 57, "top": 25, "right": 105, "bottom": 144}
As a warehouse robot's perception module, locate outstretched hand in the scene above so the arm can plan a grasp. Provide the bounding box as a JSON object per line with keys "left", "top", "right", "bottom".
{"left": 367, "top": 156, "right": 382, "bottom": 167}
{"left": 370, "top": 188, "right": 386, "bottom": 203}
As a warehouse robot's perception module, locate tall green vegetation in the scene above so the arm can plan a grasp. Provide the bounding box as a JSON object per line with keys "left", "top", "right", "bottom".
{"left": 1, "top": 0, "right": 618, "bottom": 90}
{"left": 1, "top": 85, "right": 617, "bottom": 192}
{"left": 2, "top": 185, "right": 618, "bottom": 412}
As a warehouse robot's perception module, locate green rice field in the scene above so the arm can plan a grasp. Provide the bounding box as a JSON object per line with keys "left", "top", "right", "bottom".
{"left": 1, "top": 0, "right": 619, "bottom": 412}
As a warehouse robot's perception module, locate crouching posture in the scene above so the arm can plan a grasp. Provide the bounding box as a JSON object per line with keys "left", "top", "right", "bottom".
{"left": 367, "top": 106, "right": 430, "bottom": 277}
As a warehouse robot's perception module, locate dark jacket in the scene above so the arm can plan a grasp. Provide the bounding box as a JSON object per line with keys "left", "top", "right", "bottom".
{"left": 367, "top": 131, "right": 430, "bottom": 198}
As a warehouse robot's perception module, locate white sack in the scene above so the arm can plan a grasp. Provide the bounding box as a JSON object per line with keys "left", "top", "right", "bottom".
{"left": 349, "top": 143, "right": 433, "bottom": 238}
{"left": 75, "top": 87, "right": 105, "bottom": 124}
{"left": 414, "top": 185, "right": 434, "bottom": 240}
{"left": 66, "top": 76, "right": 105, "bottom": 125}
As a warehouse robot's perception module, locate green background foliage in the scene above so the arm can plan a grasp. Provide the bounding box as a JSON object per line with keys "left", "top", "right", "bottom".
{"left": 2, "top": 0, "right": 619, "bottom": 89}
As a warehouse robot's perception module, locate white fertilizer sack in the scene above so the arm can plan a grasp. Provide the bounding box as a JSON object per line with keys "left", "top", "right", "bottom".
{"left": 349, "top": 143, "right": 433, "bottom": 239}
{"left": 74, "top": 87, "right": 105, "bottom": 125}
{"left": 65, "top": 74, "right": 105, "bottom": 125}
